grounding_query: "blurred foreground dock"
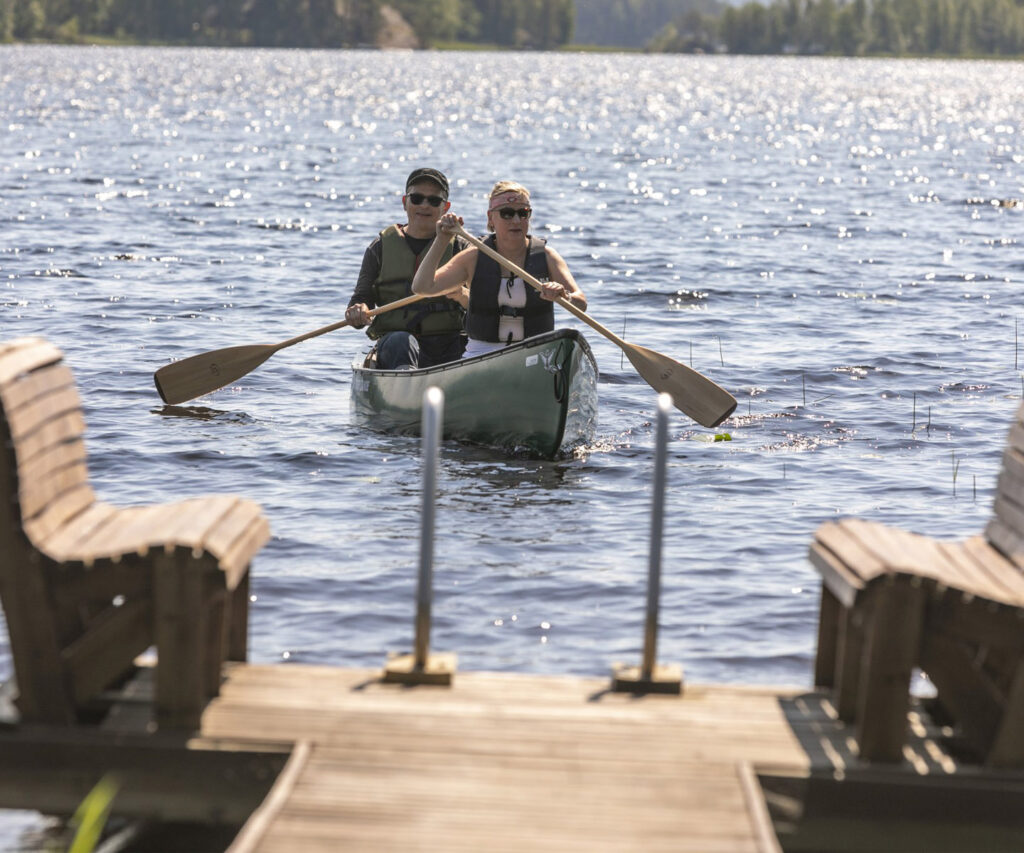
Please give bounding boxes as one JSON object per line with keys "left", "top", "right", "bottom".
{"left": 4, "top": 339, "right": 1024, "bottom": 850}
{"left": 4, "top": 663, "right": 1024, "bottom": 852}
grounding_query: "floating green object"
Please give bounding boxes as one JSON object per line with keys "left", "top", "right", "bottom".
{"left": 690, "top": 432, "right": 732, "bottom": 443}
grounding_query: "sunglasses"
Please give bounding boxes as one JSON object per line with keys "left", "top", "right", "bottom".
{"left": 496, "top": 207, "right": 532, "bottom": 220}
{"left": 407, "top": 193, "right": 445, "bottom": 207}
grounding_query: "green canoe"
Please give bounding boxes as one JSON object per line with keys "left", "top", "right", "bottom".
{"left": 350, "top": 329, "right": 598, "bottom": 458}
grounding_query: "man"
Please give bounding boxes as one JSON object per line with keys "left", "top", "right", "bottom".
{"left": 345, "top": 167, "right": 468, "bottom": 369}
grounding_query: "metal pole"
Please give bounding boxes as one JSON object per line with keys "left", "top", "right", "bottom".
{"left": 642, "top": 393, "right": 671, "bottom": 678}
{"left": 414, "top": 386, "right": 443, "bottom": 669}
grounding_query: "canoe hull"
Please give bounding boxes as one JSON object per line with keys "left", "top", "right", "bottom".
{"left": 350, "top": 330, "right": 598, "bottom": 458}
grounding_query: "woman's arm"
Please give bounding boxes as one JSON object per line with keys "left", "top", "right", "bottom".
{"left": 540, "top": 246, "right": 587, "bottom": 311}
{"left": 412, "top": 215, "right": 477, "bottom": 297}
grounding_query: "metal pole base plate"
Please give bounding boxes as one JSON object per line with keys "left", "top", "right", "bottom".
{"left": 610, "top": 663, "right": 684, "bottom": 695}
{"left": 382, "top": 652, "right": 457, "bottom": 687}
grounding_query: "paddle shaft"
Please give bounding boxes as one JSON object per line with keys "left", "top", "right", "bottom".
{"left": 452, "top": 224, "right": 737, "bottom": 428}
{"left": 454, "top": 225, "right": 616, "bottom": 342}
{"left": 270, "top": 291, "right": 428, "bottom": 354}
{"left": 154, "top": 291, "right": 434, "bottom": 404}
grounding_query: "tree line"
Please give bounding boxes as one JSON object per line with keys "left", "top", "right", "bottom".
{"left": 0, "top": 0, "right": 575, "bottom": 48}
{"left": 573, "top": 0, "right": 724, "bottom": 47}
{"left": 650, "top": 0, "right": 1024, "bottom": 56}
{"left": 5, "top": 0, "right": 1024, "bottom": 56}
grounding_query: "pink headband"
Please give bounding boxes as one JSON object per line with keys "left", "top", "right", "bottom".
{"left": 489, "top": 191, "right": 528, "bottom": 211}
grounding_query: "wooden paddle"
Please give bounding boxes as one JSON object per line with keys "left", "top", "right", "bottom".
{"left": 453, "top": 225, "right": 737, "bottom": 428}
{"left": 154, "top": 292, "right": 429, "bottom": 405}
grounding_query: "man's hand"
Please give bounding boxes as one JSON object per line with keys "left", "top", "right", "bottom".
{"left": 345, "top": 303, "right": 371, "bottom": 327}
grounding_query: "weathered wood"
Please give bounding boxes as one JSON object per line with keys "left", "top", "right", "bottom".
{"left": 19, "top": 457, "right": 90, "bottom": 520}
{"left": 0, "top": 338, "right": 63, "bottom": 386}
{"left": 21, "top": 481, "right": 95, "bottom": 543}
{"left": 854, "top": 581, "right": 926, "bottom": 762}
{"left": 832, "top": 604, "right": 864, "bottom": 722}
{"left": 17, "top": 432, "right": 86, "bottom": 491}
{"left": 0, "top": 723, "right": 291, "bottom": 824}
{"left": 209, "top": 667, "right": 807, "bottom": 853}
{"left": 806, "top": 541, "right": 862, "bottom": 609}
{"left": 12, "top": 409, "right": 87, "bottom": 471}
{"left": 0, "top": 363, "right": 75, "bottom": 412}
{"left": 62, "top": 599, "right": 152, "bottom": 705}
{"left": 988, "top": 661, "right": 1024, "bottom": 766}
{"left": 0, "top": 336, "right": 270, "bottom": 730}
{"left": 154, "top": 548, "right": 212, "bottom": 730}
{"left": 812, "top": 585, "right": 840, "bottom": 688}
{"left": 919, "top": 632, "right": 1003, "bottom": 756}
{"left": 227, "top": 740, "right": 313, "bottom": 853}
{"left": 5, "top": 383, "right": 82, "bottom": 443}
{"left": 227, "top": 572, "right": 251, "bottom": 662}
{"left": 806, "top": 404, "right": 1024, "bottom": 766}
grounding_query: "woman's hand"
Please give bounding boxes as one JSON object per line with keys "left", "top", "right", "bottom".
{"left": 436, "top": 212, "right": 464, "bottom": 238}
{"left": 539, "top": 281, "right": 569, "bottom": 302}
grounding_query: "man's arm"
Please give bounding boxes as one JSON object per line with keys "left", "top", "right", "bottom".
{"left": 346, "top": 240, "right": 383, "bottom": 327}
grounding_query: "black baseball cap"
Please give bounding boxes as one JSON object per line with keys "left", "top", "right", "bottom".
{"left": 405, "top": 167, "right": 449, "bottom": 199}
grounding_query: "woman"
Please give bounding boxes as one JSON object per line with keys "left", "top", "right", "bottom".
{"left": 411, "top": 180, "right": 586, "bottom": 358}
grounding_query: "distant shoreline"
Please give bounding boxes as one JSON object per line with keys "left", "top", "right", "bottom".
{"left": 3, "top": 37, "right": 1020, "bottom": 60}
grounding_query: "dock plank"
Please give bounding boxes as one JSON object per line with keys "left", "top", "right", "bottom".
{"left": 205, "top": 666, "right": 805, "bottom": 852}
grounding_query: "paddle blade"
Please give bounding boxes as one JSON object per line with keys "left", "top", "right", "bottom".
{"left": 623, "top": 343, "right": 736, "bottom": 428}
{"left": 154, "top": 344, "right": 277, "bottom": 404}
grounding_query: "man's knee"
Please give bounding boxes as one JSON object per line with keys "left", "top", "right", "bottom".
{"left": 376, "top": 332, "right": 419, "bottom": 369}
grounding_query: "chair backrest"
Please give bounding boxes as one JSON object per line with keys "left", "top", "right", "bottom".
{"left": 985, "top": 402, "right": 1024, "bottom": 568}
{"left": 0, "top": 338, "right": 94, "bottom": 554}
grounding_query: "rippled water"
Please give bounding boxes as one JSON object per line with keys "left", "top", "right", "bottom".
{"left": 1, "top": 44, "right": 1023, "bottom": 844}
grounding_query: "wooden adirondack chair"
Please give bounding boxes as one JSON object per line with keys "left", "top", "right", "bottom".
{"left": 0, "top": 337, "right": 270, "bottom": 730}
{"left": 809, "top": 403, "right": 1024, "bottom": 765}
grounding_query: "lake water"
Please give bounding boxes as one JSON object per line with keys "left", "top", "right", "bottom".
{"left": 1, "top": 45, "right": 1022, "bottom": 847}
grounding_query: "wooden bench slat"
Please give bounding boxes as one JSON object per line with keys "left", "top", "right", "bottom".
{"left": 217, "top": 514, "right": 272, "bottom": 587}
{"left": 1, "top": 364, "right": 76, "bottom": 412}
{"left": 985, "top": 517, "right": 1024, "bottom": 570}
{"left": 1007, "top": 421, "right": 1024, "bottom": 456}
{"left": 19, "top": 458, "right": 91, "bottom": 520}
{"left": 18, "top": 436, "right": 87, "bottom": 490}
{"left": 995, "top": 454, "right": 1024, "bottom": 508}
{"left": 39, "top": 502, "right": 120, "bottom": 561}
{"left": 812, "top": 520, "right": 886, "bottom": 585}
{"left": 201, "top": 498, "right": 257, "bottom": 555}
{"left": 1000, "top": 446, "right": 1024, "bottom": 484}
{"left": 21, "top": 482, "right": 96, "bottom": 543}
{"left": 952, "top": 538, "right": 1024, "bottom": 606}
{"left": 807, "top": 542, "right": 863, "bottom": 609}
{"left": 848, "top": 520, "right": 946, "bottom": 582}
{"left": 0, "top": 339, "right": 63, "bottom": 387}
{"left": 14, "top": 409, "right": 87, "bottom": 464}
{"left": 156, "top": 495, "right": 241, "bottom": 552}
{"left": 74, "top": 503, "right": 184, "bottom": 562}
{"left": 5, "top": 384, "right": 83, "bottom": 442}
{"left": 992, "top": 494, "right": 1024, "bottom": 546}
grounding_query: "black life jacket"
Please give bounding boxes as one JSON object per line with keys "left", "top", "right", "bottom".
{"left": 466, "top": 234, "right": 553, "bottom": 344}
{"left": 368, "top": 225, "right": 464, "bottom": 340}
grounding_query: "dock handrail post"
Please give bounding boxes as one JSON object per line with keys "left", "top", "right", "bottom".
{"left": 611, "top": 393, "right": 683, "bottom": 695}
{"left": 382, "top": 386, "right": 457, "bottom": 686}
{"left": 641, "top": 391, "right": 669, "bottom": 679}
{"left": 413, "top": 386, "right": 442, "bottom": 668}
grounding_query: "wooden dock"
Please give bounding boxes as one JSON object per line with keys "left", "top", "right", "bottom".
{"left": 6, "top": 662, "right": 1023, "bottom": 852}
{"left": 4, "top": 336, "right": 1024, "bottom": 850}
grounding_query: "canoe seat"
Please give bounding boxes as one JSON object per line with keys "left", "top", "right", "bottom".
{"left": 809, "top": 403, "right": 1024, "bottom": 765}
{"left": 0, "top": 337, "right": 270, "bottom": 730}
